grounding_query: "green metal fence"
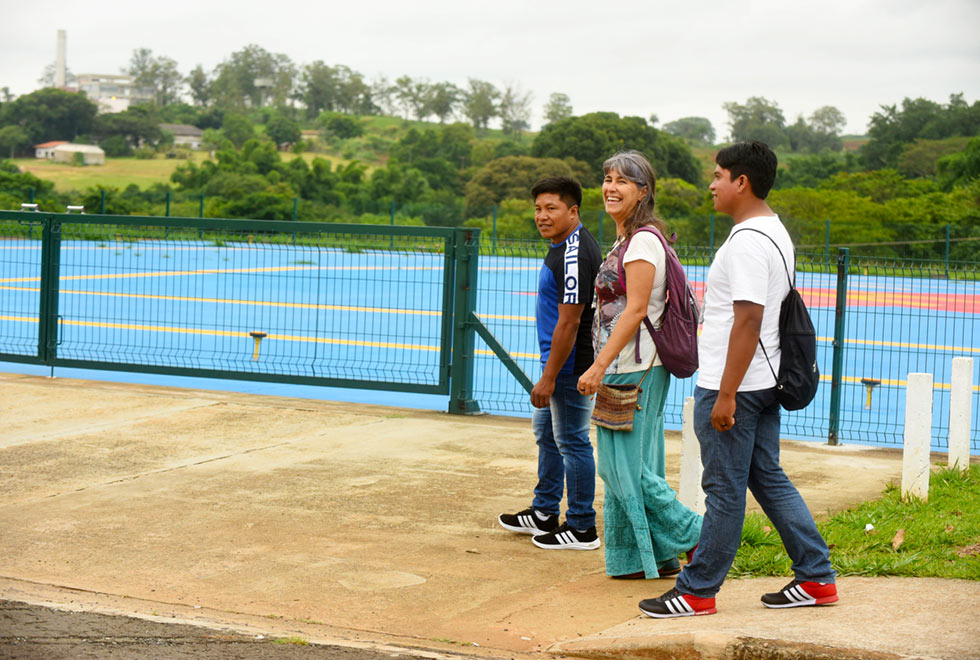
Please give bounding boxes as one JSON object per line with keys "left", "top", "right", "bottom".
{"left": 0, "top": 210, "right": 481, "bottom": 411}
{"left": 1, "top": 208, "right": 978, "bottom": 452}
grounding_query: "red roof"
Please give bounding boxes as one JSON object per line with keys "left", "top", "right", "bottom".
{"left": 34, "top": 141, "right": 69, "bottom": 148}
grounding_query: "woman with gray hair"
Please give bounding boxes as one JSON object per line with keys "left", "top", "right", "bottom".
{"left": 577, "top": 150, "right": 702, "bottom": 579}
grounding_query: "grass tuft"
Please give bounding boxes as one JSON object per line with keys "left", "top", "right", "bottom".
{"left": 730, "top": 464, "right": 980, "bottom": 580}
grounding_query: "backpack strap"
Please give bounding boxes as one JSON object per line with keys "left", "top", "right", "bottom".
{"left": 615, "top": 226, "right": 674, "bottom": 364}
{"left": 731, "top": 227, "right": 795, "bottom": 289}
{"left": 730, "top": 227, "right": 797, "bottom": 383}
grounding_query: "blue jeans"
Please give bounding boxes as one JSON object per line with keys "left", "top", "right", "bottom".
{"left": 676, "top": 386, "right": 835, "bottom": 598}
{"left": 532, "top": 372, "right": 596, "bottom": 529}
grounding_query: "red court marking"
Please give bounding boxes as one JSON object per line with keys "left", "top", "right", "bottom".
{"left": 517, "top": 282, "right": 979, "bottom": 314}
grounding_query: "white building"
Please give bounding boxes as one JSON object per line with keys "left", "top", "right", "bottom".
{"left": 52, "top": 143, "right": 106, "bottom": 165}
{"left": 35, "top": 141, "right": 69, "bottom": 159}
{"left": 77, "top": 73, "right": 155, "bottom": 113}
{"left": 160, "top": 123, "right": 204, "bottom": 149}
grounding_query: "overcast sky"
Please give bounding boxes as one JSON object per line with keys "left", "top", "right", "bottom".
{"left": 2, "top": 0, "right": 979, "bottom": 138}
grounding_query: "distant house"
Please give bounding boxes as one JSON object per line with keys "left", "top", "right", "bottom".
{"left": 160, "top": 123, "right": 204, "bottom": 150}
{"left": 52, "top": 143, "right": 106, "bottom": 165}
{"left": 35, "top": 141, "right": 69, "bottom": 159}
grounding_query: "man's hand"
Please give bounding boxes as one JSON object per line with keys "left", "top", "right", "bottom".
{"left": 531, "top": 376, "right": 556, "bottom": 409}
{"left": 711, "top": 393, "right": 736, "bottom": 432}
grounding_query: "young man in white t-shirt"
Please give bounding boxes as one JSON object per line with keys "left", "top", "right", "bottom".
{"left": 640, "top": 141, "right": 837, "bottom": 618}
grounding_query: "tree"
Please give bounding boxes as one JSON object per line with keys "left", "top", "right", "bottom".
{"left": 462, "top": 79, "right": 500, "bottom": 130}
{"left": 862, "top": 94, "right": 980, "bottom": 169}
{"left": 319, "top": 113, "right": 363, "bottom": 139}
{"left": 37, "top": 62, "right": 76, "bottom": 87}
{"left": 370, "top": 75, "right": 398, "bottom": 116}
{"left": 543, "top": 93, "right": 572, "bottom": 125}
{"left": 0, "top": 125, "right": 30, "bottom": 158}
{"left": 809, "top": 106, "right": 846, "bottom": 136}
{"left": 211, "top": 45, "right": 295, "bottom": 109}
{"left": 266, "top": 114, "right": 301, "bottom": 149}
{"left": 221, "top": 113, "right": 255, "bottom": 148}
{"left": 394, "top": 76, "right": 431, "bottom": 121}
{"left": 532, "top": 112, "right": 701, "bottom": 185}
{"left": 464, "top": 155, "right": 575, "bottom": 210}
{"left": 186, "top": 65, "right": 212, "bottom": 106}
{"left": 662, "top": 116, "right": 716, "bottom": 145}
{"left": 723, "top": 96, "right": 788, "bottom": 147}
{"left": 499, "top": 83, "right": 533, "bottom": 136}
{"left": 125, "top": 48, "right": 183, "bottom": 106}
{"left": 92, "top": 105, "right": 165, "bottom": 148}
{"left": 0, "top": 87, "right": 97, "bottom": 144}
{"left": 428, "top": 82, "right": 460, "bottom": 123}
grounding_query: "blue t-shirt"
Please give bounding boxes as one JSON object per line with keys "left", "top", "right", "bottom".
{"left": 536, "top": 224, "right": 602, "bottom": 376}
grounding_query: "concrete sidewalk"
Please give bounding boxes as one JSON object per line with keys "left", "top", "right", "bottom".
{"left": 1, "top": 372, "right": 977, "bottom": 660}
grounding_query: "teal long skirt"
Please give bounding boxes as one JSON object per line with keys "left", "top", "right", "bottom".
{"left": 596, "top": 367, "right": 703, "bottom": 578}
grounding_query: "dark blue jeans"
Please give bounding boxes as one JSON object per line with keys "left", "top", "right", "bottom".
{"left": 532, "top": 372, "right": 596, "bottom": 529}
{"left": 676, "top": 386, "right": 835, "bottom": 598}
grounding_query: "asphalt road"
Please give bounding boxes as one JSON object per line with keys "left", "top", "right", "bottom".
{"left": 0, "top": 601, "right": 443, "bottom": 660}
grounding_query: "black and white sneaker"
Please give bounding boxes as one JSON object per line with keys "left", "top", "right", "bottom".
{"left": 761, "top": 579, "right": 838, "bottom": 608}
{"left": 531, "top": 522, "right": 600, "bottom": 550}
{"left": 498, "top": 507, "right": 558, "bottom": 535}
{"left": 639, "top": 587, "right": 716, "bottom": 618}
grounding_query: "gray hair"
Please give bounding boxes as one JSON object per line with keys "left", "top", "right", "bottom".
{"left": 601, "top": 150, "right": 665, "bottom": 237}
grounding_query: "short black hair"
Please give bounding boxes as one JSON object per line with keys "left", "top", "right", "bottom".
{"left": 715, "top": 140, "right": 778, "bottom": 199}
{"left": 531, "top": 176, "right": 582, "bottom": 209}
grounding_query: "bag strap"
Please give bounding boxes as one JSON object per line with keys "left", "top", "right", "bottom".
{"left": 731, "top": 227, "right": 796, "bottom": 289}
{"left": 616, "top": 226, "right": 674, "bottom": 363}
{"left": 730, "top": 227, "right": 797, "bottom": 384}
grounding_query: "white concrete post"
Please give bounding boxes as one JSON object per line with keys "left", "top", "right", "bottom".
{"left": 902, "top": 373, "right": 933, "bottom": 501}
{"left": 679, "top": 396, "right": 705, "bottom": 514}
{"left": 949, "top": 357, "right": 974, "bottom": 471}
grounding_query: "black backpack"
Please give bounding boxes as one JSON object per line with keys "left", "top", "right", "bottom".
{"left": 734, "top": 228, "right": 819, "bottom": 411}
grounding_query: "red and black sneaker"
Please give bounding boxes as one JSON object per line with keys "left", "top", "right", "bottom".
{"left": 761, "top": 579, "right": 838, "bottom": 608}
{"left": 639, "top": 587, "right": 716, "bottom": 618}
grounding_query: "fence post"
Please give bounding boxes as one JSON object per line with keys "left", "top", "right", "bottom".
{"left": 292, "top": 197, "right": 298, "bottom": 222}
{"left": 828, "top": 247, "right": 849, "bottom": 445}
{"left": 100, "top": 189, "right": 106, "bottom": 214}
{"left": 679, "top": 396, "right": 705, "bottom": 514}
{"left": 709, "top": 213, "right": 715, "bottom": 252}
{"left": 38, "top": 215, "right": 62, "bottom": 365}
{"left": 598, "top": 210, "right": 604, "bottom": 253}
{"left": 491, "top": 205, "right": 498, "bottom": 256}
{"left": 389, "top": 201, "right": 396, "bottom": 249}
{"left": 448, "top": 228, "right": 482, "bottom": 415}
{"left": 945, "top": 224, "right": 951, "bottom": 278}
{"left": 165, "top": 190, "right": 171, "bottom": 217}
{"left": 949, "top": 357, "right": 974, "bottom": 470}
{"left": 824, "top": 219, "right": 830, "bottom": 262}
{"left": 198, "top": 194, "right": 204, "bottom": 218}
{"left": 902, "top": 373, "right": 933, "bottom": 501}
{"left": 29, "top": 186, "right": 35, "bottom": 203}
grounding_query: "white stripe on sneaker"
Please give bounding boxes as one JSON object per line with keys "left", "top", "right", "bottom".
{"left": 788, "top": 585, "right": 813, "bottom": 603}
{"left": 666, "top": 596, "right": 693, "bottom": 615}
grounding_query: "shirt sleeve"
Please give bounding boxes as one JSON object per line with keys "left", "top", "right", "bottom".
{"left": 726, "top": 232, "right": 771, "bottom": 306}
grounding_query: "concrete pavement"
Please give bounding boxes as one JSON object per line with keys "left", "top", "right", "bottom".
{"left": 1, "top": 371, "right": 977, "bottom": 660}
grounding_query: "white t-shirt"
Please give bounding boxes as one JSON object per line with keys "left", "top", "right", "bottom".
{"left": 609, "top": 231, "right": 667, "bottom": 373}
{"left": 697, "top": 215, "right": 794, "bottom": 391}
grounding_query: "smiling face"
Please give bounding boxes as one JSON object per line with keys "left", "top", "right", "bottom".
{"left": 602, "top": 169, "right": 647, "bottom": 222}
{"left": 709, "top": 164, "right": 741, "bottom": 215}
{"left": 534, "top": 192, "right": 580, "bottom": 244}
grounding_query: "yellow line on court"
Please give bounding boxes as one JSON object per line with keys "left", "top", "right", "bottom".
{"left": 0, "top": 284, "right": 531, "bottom": 321}
{"left": 2, "top": 313, "right": 974, "bottom": 388}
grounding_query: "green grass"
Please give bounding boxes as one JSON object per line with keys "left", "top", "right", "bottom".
{"left": 731, "top": 464, "right": 980, "bottom": 580}
{"left": 272, "top": 636, "right": 309, "bottom": 646}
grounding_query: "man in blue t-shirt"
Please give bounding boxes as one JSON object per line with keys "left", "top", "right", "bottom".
{"left": 498, "top": 176, "right": 603, "bottom": 550}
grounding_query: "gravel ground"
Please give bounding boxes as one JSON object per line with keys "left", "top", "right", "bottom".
{"left": 0, "top": 601, "right": 436, "bottom": 660}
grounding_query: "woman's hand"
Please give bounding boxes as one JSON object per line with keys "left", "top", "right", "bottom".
{"left": 577, "top": 363, "right": 605, "bottom": 397}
